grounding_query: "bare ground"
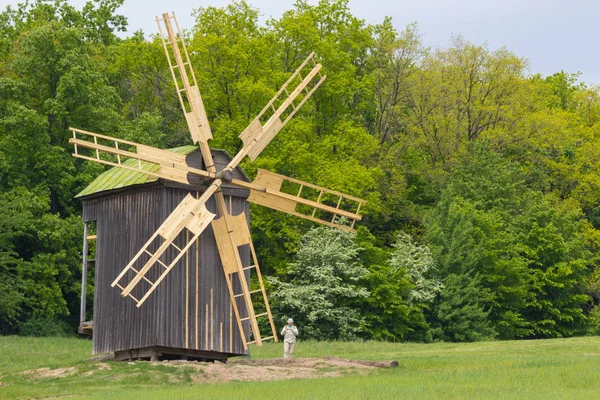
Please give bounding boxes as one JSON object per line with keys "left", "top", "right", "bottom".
{"left": 166, "top": 357, "right": 380, "bottom": 383}
{"left": 20, "top": 357, "right": 394, "bottom": 383}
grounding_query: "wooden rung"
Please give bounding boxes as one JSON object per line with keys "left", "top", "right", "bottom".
{"left": 239, "top": 312, "right": 267, "bottom": 322}
{"left": 144, "top": 249, "right": 169, "bottom": 269}
{"left": 171, "top": 62, "right": 188, "bottom": 70}
{"left": 127, "top": 293, "right": 140, "bottom": 303}
{"left": 114, "top": 282, "right": 141, "bottom": 302}
{"left": 129, "top": 267, "right": 155, "bottom": 286}
{"left": 242, "top": 265, "right": 256, "bottom": 271}
{"left": 171, "top": 243, "right": 182, "bottom": 252}
{"left": 247, "top": 335, "right": 275, "bottom": 345}
{"left": 86, "top": 235, "right": 97, "bottom": 240}
{"left": 233, "top": 289, "right": 262, "bottom": 298}
{"left": 331, "top": 196, "right": 344, "bottom": 222}
{"left": 311, "top": 191, "right": 324, "bottom": 217}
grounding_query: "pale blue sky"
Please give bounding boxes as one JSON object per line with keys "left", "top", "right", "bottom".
{"left": 2, "top": 0, "right": 598, "bottom": 85}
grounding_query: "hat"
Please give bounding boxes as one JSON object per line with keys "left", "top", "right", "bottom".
{"left": 287, "top": 318, "right": 294, "bottom": 323}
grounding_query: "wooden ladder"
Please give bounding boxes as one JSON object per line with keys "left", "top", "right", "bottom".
{"left": 238, "top": 52, "right": 327, "bottom": 162}
{"left": 247, "top": 169, "right": 366, "bottom": 232}
{"left": 211, "top": 211, "right": 278, "bottom": 349}
{"left": 230, "top": 243, "right": 277, "bottom": 347}
{"left": 156, "top": 12, "right": 212, "bottom": 145}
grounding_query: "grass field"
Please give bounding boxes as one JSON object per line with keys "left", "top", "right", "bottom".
{"left": 1, "top": 336, "right": 599, "bottom": 399}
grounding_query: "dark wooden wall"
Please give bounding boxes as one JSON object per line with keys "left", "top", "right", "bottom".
{"left": 83, "top": 178, "right": 252, "bottom": 356}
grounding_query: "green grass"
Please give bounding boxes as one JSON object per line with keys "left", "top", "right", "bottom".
{"left": 1, "top": 336, "right": 600, "bottom": 399}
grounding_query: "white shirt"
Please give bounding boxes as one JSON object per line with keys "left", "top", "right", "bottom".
{"left": 280, "top": 325, "right": 298, "bottom": 343}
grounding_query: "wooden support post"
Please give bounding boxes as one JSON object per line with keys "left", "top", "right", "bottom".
{"left": 220, "top": 322, "right": 223, "bottom": 352}
{"left": 195, "top": 193, "right": 199, "bottom": 350}
{"left": 185, "top": 230, "right": 189, "bottom": 348}
{"left": 210, "top": 288, "right": 214, "bottom": 350}
{"left": 80, "top": 222, "right": 89, "bottom": 325}
{"left": 205, "top": 304, "right": 208, "bottom": 349}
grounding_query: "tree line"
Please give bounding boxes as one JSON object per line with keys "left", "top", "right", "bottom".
{"left": 1, "top": 0, "right": 599, "bottom": 341}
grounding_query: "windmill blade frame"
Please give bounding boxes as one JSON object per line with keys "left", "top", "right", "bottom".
{"left": 231, "top": 52, "right": 326, "bottom": 166}
{"left": 69, "top": 128, "right": 215, "bottom": 185}
{"left": 233, "top": 169, "right": 365, "bottom": 232}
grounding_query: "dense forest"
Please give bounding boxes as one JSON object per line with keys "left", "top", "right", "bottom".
{"left": 1, "top": 0, "right": 600, "bottom": 342}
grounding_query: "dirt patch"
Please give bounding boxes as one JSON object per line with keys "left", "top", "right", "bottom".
{"left": 0, "top": 381, "right": 6, "bottom": 386}
{"left": 87, "top": 354, "right": 113, "bottom": 362}
{"left": 19, "top": 357, "right": 394, "bottom": 384}
{"left": 156, "top": 357, "right": 386, "bottom": 383}
{"left": 82, "top": 362, "right": 112, "bottom": 377}
{"left": 22, "top": 367, "right": 77, "bottom": 379}
{"left": 24, "top": 362, "right": 113, "bottom": 379}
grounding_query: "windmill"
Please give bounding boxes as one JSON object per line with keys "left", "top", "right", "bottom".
{"left": 70, "top": 12, "right": 365, "bottom": 354}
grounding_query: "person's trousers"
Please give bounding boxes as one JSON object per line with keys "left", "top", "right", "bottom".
{"left": 284, "top": 341, "right": 295, "bottom": 359}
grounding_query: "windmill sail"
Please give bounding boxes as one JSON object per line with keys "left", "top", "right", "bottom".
{"left": 157, "top": 12, "right": 212, "bottom": 145}
{"left": 233, "top": 53, "right": 326, "bottom": 165}
{"left": 234, "top": 169, "right": 365, "bottom": 232}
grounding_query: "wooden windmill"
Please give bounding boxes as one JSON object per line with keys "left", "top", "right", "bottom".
{"left": 70, "top": 12, "right": 365, "bottom": 357}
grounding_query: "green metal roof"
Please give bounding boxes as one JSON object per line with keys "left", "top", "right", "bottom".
{"left": 76, "top": 145, "right": 198, "bottom": 198}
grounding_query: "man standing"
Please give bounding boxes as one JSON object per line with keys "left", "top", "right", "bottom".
{"left": 281, "top": 318, "right": 298, "bottom": 359}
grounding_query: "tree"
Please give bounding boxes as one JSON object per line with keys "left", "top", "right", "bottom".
{"left": 431, "top": 273, "right": 497, "bottom": 342}
{"left": 390, "top": 231, "right": 442, "bottom": 305}
{"left": 427, "top": 144, "right": 593, "bottom": 339}
{"left": 270, "top": 226, "right": 369, "bottom": 340}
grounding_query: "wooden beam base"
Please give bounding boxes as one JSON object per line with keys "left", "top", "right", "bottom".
{"left": 114, "top": 346, "right": 230, "bottom": 363}
{"left": 78, "top": 321, "right": 93, "bottom": 336}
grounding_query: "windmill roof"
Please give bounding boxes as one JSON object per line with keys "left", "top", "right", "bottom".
{"left": 75, "top": 145, "right": 238, "bottom": 198}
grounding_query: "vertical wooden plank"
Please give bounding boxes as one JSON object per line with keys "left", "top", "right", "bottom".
{"left": 205, "top": 304, "right": 208, "bottom": 349}
{"left": 210, "top": 288, "right": 214, "bottom": 350}
{"left": 220, "top": 322, "right": 223, "bottom": 352}
{"left": 229, "top": 301, "right": 233, "bottom": 352}
{"left": 80, "top": 223, "right": 89, "bottom": 324}
{"left": 185, "top": 230, "right": 189, "bottom": 348}
{"left": 195, "top": 193, "right": 199, "bottom": 350}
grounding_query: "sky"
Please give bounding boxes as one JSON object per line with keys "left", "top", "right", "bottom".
{"left": 1, "top": 0, "right": 598, "bottom": 85}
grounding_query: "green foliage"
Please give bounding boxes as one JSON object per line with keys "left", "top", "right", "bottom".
{"left": 390, "top": 232, "right": 442, "bottom": 305}
{"left": 430, "top": 274, "right": 497, "bottom": 342}
{"left": 19, "top": 316, "right": 73, "bottom": 337}
{"left": 427, "top": 144, "right": 593, "bottom": 340}
{"left": 586, "top": 306, "right": 600, "bottom": 336}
